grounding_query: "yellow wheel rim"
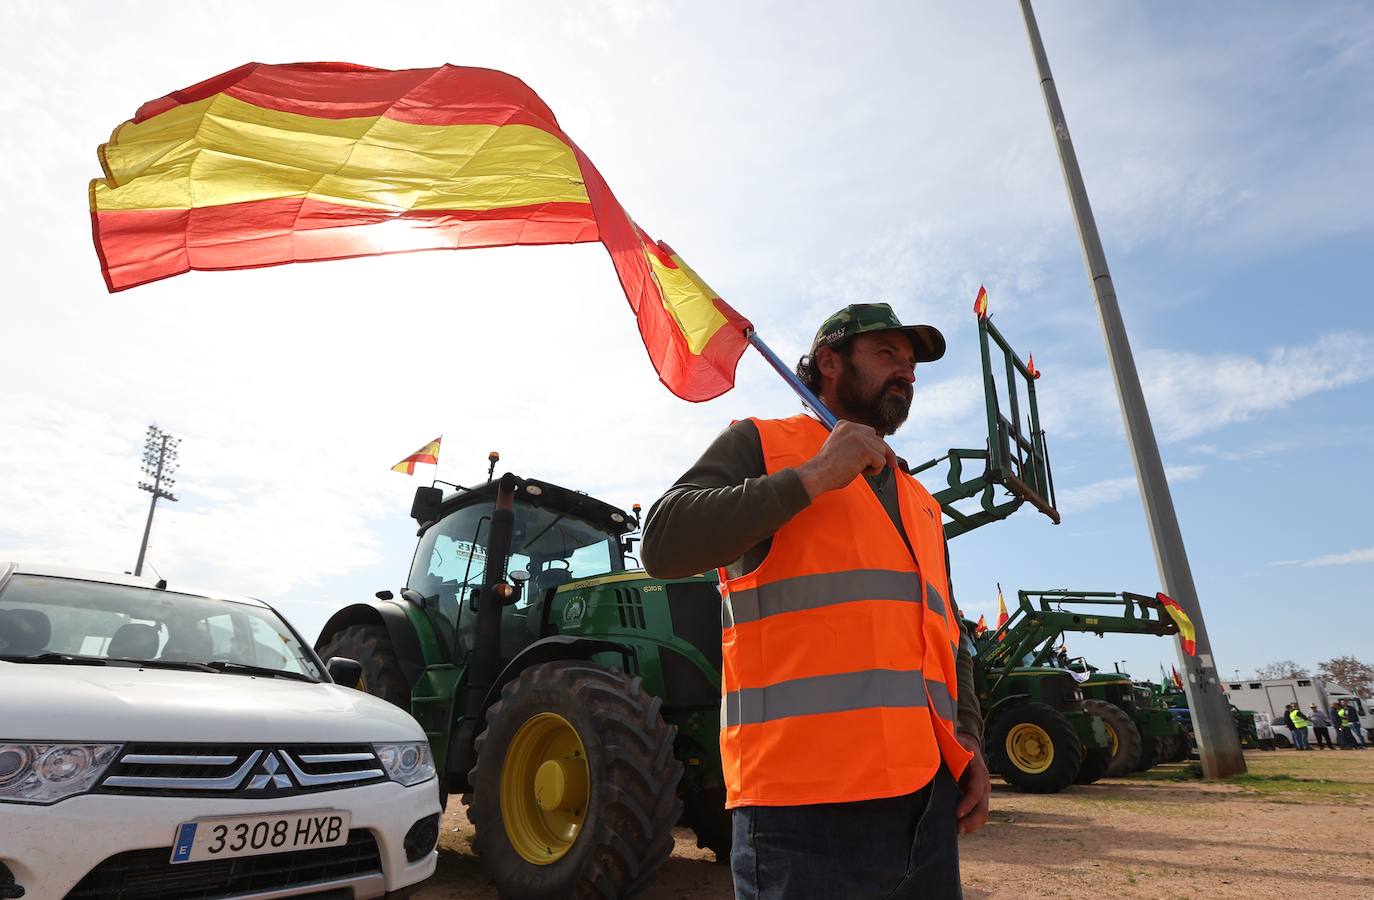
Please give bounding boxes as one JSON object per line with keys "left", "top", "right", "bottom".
{"left": 1105, "top": 723, "right": 1119, "bottom": 757}
{"left": 1006, "top": 723, "right": 1054, "bottom": 774}
{"left": 500, "top": 712, "right": 589, "bottom": 865}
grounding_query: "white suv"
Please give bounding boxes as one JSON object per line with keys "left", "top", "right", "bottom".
{"left": 0, "top": 563, "right": 439, "bottom": 900}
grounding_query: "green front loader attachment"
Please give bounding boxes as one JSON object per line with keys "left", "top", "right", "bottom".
{"left": 976, "top": 589, "right": 1187, "bottom": 775}
{"left": 912, "top": 315, "right": 1060, "bottom": 539}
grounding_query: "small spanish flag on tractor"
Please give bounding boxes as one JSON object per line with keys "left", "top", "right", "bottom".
{"left": 88, "top": 63, "right": 752, "bottom": 402}
{"left": 973, "top": 285, "right": 989, "bottom": 319}
{"left": 392, "top": 437, "right": 441, "bottom": 475}
{"left": 1157, "top": 592, "right": 1197, "bottom": 656}
{"left": 995, "top": 583, "right": 1010, "bottom": 641}
{"left": 975, "top": 614, "right": 988, "bottom": 636}
{"left": 1026, "top": 353, "right": 1041, "bottom": 380}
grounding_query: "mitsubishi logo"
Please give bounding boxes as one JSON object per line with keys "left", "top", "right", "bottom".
{"left": 246, "top": 751, "right": 295, "bottom": 790}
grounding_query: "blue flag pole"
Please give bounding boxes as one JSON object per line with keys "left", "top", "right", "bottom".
{"left": 745, "top": 329, "right": 838, "bottom": 430}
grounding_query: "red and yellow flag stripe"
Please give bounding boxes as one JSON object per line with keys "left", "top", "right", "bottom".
{"left": 90, "top": 63, "right": 751, "bottom": 402}
{"left": 392, "top": 436, "right": 441, "bottom": 475}
{"left": 1157, "top": 593, "right": 1197, "bottom": 656}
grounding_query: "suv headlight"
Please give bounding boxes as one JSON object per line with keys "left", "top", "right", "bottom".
{"left": 374, "top": 742, "right": 435, "bottom": 787}
{"left": 0, "top": 742, "right": 121, "bottom": 804}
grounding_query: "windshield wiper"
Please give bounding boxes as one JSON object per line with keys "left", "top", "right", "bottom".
{"left": 0, "top": 652, "right": 107, "bottom": 666}
{"left": 116, "top": 658, "right": 217, "bottom": 672}
{"left": 204, "top": 660, "right": 317, "bottom": 682}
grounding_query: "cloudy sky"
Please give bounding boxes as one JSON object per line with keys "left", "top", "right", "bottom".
{"left": 3, "top": 1, "right": 1371, "bottom": 682}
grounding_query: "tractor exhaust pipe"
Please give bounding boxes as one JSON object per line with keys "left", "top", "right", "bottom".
{"left": 449, "top": 471, "right": 519, "bottom": 779}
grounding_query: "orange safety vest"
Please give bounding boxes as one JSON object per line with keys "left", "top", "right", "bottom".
{"left": 717, "top": 415, "right": 972, "bottom": 808}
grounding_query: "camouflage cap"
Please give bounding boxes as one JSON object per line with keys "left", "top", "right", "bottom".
{"left": 809, "top": 303, "right": 945, "bottom": 362}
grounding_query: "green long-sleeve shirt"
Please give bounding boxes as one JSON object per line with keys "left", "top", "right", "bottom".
{"left": 641, "top": 419, "right": 984, "bottom": 747}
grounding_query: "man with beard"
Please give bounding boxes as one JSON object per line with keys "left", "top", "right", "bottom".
{"left": 642, "top": 304, "right": 989, "bottom": 900}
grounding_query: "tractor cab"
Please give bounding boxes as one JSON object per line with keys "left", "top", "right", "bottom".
{"left": 406, "top": 477, "right": 635, "bottom": 662}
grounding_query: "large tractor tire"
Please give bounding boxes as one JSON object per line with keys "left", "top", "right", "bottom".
{"left": 317, "top": 623, "right": 410, "bottom": 708}
{"left": 988, "top": 701, "right": 1083, "bottom": 794}
{"left": 1082, "top": 699, "right": 1142, "bottom": 777}
{"left": 467, "top": 661, "right": 683, "bottom": 899}
{"left": 1075, "top": 747, "right": 1111, "bottom": 785}
{"left": 681, "top": 788, "right": 732, "bottom": 865}
{"left": 1167, "top": 734, "right": 1191, "bottom": 763}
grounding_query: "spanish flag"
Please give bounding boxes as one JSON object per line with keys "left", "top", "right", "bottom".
{"left": 1158, "top": 593, "right": 1197, "bottom": 656}
{"left": 975, "top": 614, "right": 988, "bottom": 636}
{"left": 392, "top": 437, "right": 441, "bottom": 475}
{"left": 995, "top": 582, "right": 1010, "bottom": 641}
{"left": 1026, "top": 353, "right": 1041, "bottom": 380}
{"left": 973, "top": 285, "right": 989, "bottom": 319}
{"left": 90, "top": 63, "right": 752, "bottom": 402}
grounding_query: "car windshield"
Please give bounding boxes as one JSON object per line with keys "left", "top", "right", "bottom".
{"left": 0, "top": 574, "right": 321, "bottom": 680}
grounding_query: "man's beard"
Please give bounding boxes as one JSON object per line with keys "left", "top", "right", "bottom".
{"left": 836, "top": 358, "right": 912, "bottom": 436}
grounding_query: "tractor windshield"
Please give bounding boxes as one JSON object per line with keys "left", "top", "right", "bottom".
{"left": 407, "top": 499, "right": 624, "bottom": 656}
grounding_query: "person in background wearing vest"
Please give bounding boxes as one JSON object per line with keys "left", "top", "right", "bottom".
{"left": 642, "top": 304, "right": 990, "bottom": 900}
{"left": 1306, "top": 704, "right": 1333, "bottom": 749}
{"left": 1287, "top": 704, "right": 1312, "bottom": 750}
{"left": 1335, "top": 701, "right": 1366, "bottom": 749}
{"left": 1333, "top": 701, "right": 1355, "bottom": 748}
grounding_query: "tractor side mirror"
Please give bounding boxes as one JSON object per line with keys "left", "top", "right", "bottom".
{"left": 509, "top": 569, "right": 531, "bottom": 584}
{"left": 411, "top": 486, "right": 443, "bottom": 523}
{"left": 325, "top": 657, "right": 364, "bottom": 687}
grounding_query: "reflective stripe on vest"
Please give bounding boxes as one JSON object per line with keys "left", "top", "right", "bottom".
{"left": 722, "top": 569, "right": 951, "bottom": 624}
{"left": 716, "top": 415, "right": 972, "bottom": 808}
{"left": 721, "top": 668, "right": 959, "bottom": 728}
{"left": 721, "top": 571, "right": 961, "bottom": 674}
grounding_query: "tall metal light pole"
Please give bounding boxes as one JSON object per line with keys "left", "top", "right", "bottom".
{"left": 135, "top": 425, "right": 180, "bottom": 577}
{"left": 1018, "top": 0, "right": 1245, "bottom": 777}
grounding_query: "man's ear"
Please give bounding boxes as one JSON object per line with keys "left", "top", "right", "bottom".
{"left": 815, "top": 344, "right": 842, "bottom": 382}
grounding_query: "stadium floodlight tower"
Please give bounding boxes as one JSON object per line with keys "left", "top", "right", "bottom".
{"left": 135, "top": 424, "right": 180, "bottom": 577}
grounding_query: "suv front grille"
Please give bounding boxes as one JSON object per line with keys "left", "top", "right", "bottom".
{"left": 97, "top": 743, "right": 386, "bottom": 799}
{"left": 65, "top": 828, "right": 379, "bottom": 900}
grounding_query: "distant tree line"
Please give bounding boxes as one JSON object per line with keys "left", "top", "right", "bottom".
{"left": 1248, "top": 656, "right": 1374, "bottom": 697}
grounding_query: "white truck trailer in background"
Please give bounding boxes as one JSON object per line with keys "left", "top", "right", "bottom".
{"left": 1223, "top": 677, "right": 1372, "bottom": 746}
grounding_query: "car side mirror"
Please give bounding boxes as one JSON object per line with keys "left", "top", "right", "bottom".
{"left": 411, "top": 486, "right": 443, "bottom": 524}
{"left": 326, "top": 657, "right": 364, "bottom": 687}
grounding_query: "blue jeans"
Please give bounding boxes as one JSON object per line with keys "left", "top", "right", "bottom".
{"left": 1292, "top": 727, "right": 1309, "bottom": 749}
{"left": 731, "top": 766, "right": 962, "bottom": 900}
{"left": 1351, "top": 724, "right": 1367, "bottom": 748}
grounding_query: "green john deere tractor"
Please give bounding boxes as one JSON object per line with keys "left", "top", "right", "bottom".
{"left": 1156, "top": 683, "right": 1261, "bottom": 752}
{"left": 969, "top": 589, "right": 1192, "bottom": 789}
{"left": 966, "top": 617, "right": 1111, "bottom": 793}
{"left": 315, "top": 313, "right": 1058, "bottom": 898}
{"left": 1072, "top": 670, "right": 1189, "bottom": 774}
{"left": 989, "top": 589, "right": 1187, "bottom": 777}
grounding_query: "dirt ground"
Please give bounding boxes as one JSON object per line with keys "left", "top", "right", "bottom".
{"left": 417, "top": 749, "right": 1374, "bottom": 899}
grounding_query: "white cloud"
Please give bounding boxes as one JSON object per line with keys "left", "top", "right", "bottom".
{"left": 1303, "top": 547, "right": 1374, "bottom": 568}
{"left": 1140, "top": 333, "right": 1374, "bottom": 441}
{"left": 1035, "top": 333, "right": 1374, "bottom": 443}
{"left": 1055, "top": 465, "right": 1205, "bottom": 514}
